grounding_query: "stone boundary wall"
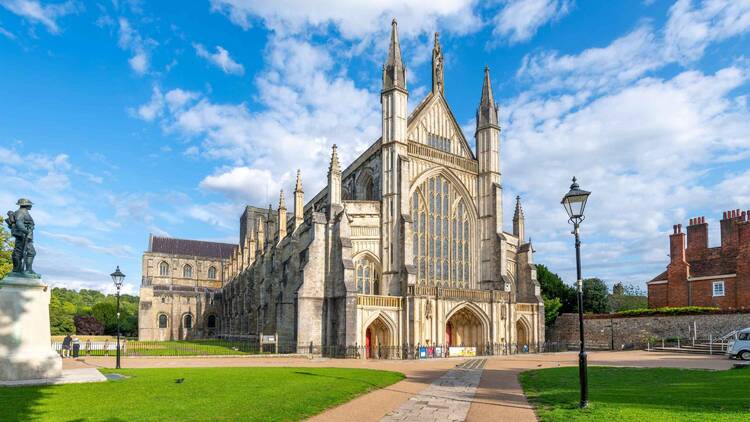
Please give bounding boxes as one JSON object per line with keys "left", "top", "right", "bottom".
{"left": 547, "top": 312, "right": 750, "bottom": 349}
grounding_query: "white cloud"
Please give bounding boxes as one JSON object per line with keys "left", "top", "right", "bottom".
{"left": 117, "top": 17, "right": 155, "bottom": 74}
{"left": 0, "top": 25, "right": 16, "bottom": 39}
{"left": 492, "top": 0, "right": 571, "bottom": 44}
{"left": 41, "top": 231, "right": 134, "bottom": 257}
{"left": 0, "top": 0, "right": 79, "bottom": 34}
{"left": 194, "top": 43, "right": 245, "bottom": 75}
{"left": 138, "top": 35, "right": 380, "bottom": 202}
{"left": 665, "top": 0, "right": 750, "bottom": 62}
{"left": 209, "top": 0, "right": 480, "bottom": 39}
{"left": 503, "top": 65, "right": 750, "bottom": 284}
{"left": 518, "top": 25, "right": 662, "bottom": 93}
{"left": 200, "top": 167, "right": 285, "bottom": 204}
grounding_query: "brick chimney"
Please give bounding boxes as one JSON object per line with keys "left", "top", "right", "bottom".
{"left": 721, "top": 209, "right": 746, "bottom": 249}
{"left": 737, "top": 217, "right": 750, "bottom": 308}
{"left": 667, "top": 223, "right": 689, "bottom": 307}
{"left": 670, "top": 224, "right": 686, "bottom": 263}
{"left": 686, "top": 216, "right": 708, "bottom": 260}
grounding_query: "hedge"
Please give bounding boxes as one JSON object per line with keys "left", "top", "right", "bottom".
{"left": 585, "top": 306, "right": 728, "bottom": 319}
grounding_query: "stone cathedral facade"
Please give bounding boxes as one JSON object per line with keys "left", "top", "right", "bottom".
{"left": 216, "top": 21, "right": 544, "bottom": 356}
{"left": 140, "top": 21, "right": 545, "bottom": 355}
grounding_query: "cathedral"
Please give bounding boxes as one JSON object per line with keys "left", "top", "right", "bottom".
{"left": 139, "top": 20, "right": 545, "bottom": 357}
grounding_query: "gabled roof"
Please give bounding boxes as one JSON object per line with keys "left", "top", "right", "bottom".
{"left": 149, "top": 235, "right": 236, "bottom": 259}
{"left": 647, "top": 270, "right": 668, "bottom": 284}
{"left": 406, "top": 92, "right": 477, "bottom": 160}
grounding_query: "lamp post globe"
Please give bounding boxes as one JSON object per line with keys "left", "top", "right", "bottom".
{"left": 561, "top": 177, "right": 591, "bottom": 408}
{"left": 110, "top": 266, "right": 125, "bottom": 369}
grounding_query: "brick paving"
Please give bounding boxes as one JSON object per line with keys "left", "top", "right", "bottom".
{"left": 381, "top": 359, "right": 486, "bottom": 422}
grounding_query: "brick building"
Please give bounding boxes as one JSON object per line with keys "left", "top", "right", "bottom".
{"left": 647, "top": 209, "right": 750, "bottom": 310}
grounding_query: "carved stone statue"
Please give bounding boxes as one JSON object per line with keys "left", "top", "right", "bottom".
{"left": 6, "top": 198, "right": 38, "bottom": 277}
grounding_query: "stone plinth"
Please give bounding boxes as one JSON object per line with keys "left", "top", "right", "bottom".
{"left": 0, "top": 274, "right": 62, "bottom": 383}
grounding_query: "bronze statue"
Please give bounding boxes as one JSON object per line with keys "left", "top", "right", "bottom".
{"left": 6, "top": 198, "right": 38, "bottom": 277}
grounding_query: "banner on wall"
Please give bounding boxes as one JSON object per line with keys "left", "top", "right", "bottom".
{"left": 448, "top": 347, "right": 476, "bottom": 357}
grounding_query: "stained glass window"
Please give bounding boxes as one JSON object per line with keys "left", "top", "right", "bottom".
{"left": 411, "top": 175, "right": 473, "bottom": 287}
{"left": 355, "top": 256, "right": 380, "bottom": 295}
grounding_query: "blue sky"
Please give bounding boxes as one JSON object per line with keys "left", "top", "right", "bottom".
{"left": 1, "top": 0, "right": 749, "bottom": 295}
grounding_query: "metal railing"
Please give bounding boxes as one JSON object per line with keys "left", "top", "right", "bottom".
{"left": 50, "top": 339, "right": 555, "bottom": 359}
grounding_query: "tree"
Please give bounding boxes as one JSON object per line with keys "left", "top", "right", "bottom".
{"left": 543, "top": 297, "right": 562, "bottom": 327}
{"left": 0, "top": 215, "right": 13, "bottom": 279}
{"left": 49, "top": 294, "right": 76, "bottom": 335}
{"left": 536, "top": 264, "right": 577, "bottom": 326}
{"left": 609, "top": 282, "right": 648, "bottom": 312}
{"left": 583, "top": 278, "right": 610, "bottom": 314}
{"left": 74, "top": 315, "right": 104, "bottom": 335}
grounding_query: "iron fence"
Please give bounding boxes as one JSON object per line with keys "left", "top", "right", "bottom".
{"left": 50, "top": 339, "right": 562, "bottom": 359}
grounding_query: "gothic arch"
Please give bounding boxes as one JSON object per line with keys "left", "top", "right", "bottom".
{"left": 363, "top": 311, "right": 398, "bottom": 358}
{"left": 355, "top": 168, "right": 377, "bottom": 200}
{"left": 445, "top": 301, "right": 491, "bottom": 330}
{"left": 445, "top": 301, "right": 490, "bottom": 347}
{"left": 516, "top": 315, "right": 532, "bottom": 347}
{"left": 409, "top": 166, "right": 477, "bottom": 221}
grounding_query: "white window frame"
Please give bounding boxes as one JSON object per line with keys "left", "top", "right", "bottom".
{"left": 712, "top": 280, "right": 725, "bottom": 297}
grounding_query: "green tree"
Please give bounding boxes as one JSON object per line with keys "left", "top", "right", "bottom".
{"left": 0, "top": 215, "right": 13, "bottom": 279}
{"left": 609, "top": 282, "right": 648, "bottom": 312}
{"left": 543, "top": 297, "right": 562, "bottom": 327}
{"left": 536, "top": 264, "right": 576, "bottom": 312}
{"left": 583, "top": 277, "right": 610, "bottom": 314}
{"left": 49, "top": 294, "right": 76, "bottom": 335}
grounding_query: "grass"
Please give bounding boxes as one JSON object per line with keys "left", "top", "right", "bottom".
{"left": 60, "top": 340, "right": 269, "bottom": 356}
{"left": 520, "top": 366, "right": 750, "bottom": 422}
{"left": 0, "top": 367, "right": 404, "bottom": 422}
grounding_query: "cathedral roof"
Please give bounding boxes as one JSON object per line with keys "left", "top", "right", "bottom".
{"left": 149, "top": 235, "right": 236, "bottom": 259}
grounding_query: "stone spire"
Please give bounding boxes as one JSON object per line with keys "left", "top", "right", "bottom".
{"left": 256, "top": 218, "right": 265, "bottom": 255}
{"left": 266, "top": 204, "right": 274, "bottom": 248}
{"left": 513, "top": 195, "right": 525, "bottom": 242}
{"left": 294, "top": 169, "right": 304, "bottom": 229}
{"left": 432, "top": 32, "right": 444, "bottom": 95}
{"left": 328, "top": 144, "right": 342, "bottom": 217}
{"left": 476, "top": 66, "right": 499, "bottom": 131}
{"left": 278, "top": 190, "right": 287, "bottom": 240}
{"left": 383, "top": 18, "right": 406, "bottom": 92}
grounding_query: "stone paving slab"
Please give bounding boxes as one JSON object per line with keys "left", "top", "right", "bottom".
{"left": 0, "top": 368, "right": 107, "bottom": 387}
{"left": 381, "top": 359, "right": 486, "bottom": 422}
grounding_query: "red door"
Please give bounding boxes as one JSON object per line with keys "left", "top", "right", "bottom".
{"left": 365, "top": 328, "right": 372, "bottom": 358}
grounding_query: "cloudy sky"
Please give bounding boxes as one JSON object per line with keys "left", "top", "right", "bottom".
{"left": 1, "top": 0, "right": 749, "bottom": 295}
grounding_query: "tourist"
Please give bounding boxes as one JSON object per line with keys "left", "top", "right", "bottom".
{"left": 103, "top": 338, "right": 110, "bottom": 356}
{"left": 85, "top": 339, "right": 92, "bottom": 356}
{"left": 61, "top": 334, "right": 72, "bottom": 358}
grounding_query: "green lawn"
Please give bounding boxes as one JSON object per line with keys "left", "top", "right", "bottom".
{"left": 0, "top": 367, "right": 404, "bottom": 422}
{"left": 77, "top": 340, "right": 268, "bottom": 356}
{"left": 520, "top": 366, "right": 750, "bottom": 422}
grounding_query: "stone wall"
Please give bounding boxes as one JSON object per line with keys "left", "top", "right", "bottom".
{"left": 547, "top": 312, "right": 750, "bottom": 349}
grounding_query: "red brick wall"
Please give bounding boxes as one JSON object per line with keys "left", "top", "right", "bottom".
{"left": 648, "top": 284, "right": 668, "bottom": 308}
{"left": 689, "top": 278, "right": 738, "bottom": 308}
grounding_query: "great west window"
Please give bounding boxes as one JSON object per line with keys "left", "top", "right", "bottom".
{"left": 411, "top": 174, "right": 472, "bottom": 288}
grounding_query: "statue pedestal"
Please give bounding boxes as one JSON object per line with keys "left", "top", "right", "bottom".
{"left": 0, "top": 274, "right": 62, "bottom": 383}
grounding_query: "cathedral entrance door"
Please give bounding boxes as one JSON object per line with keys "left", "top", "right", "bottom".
{"left": 365, "top": 317, "right": 391, "bottom": 359}
{"left": 365, "top": 328, "right": 372, "bottom": 359}
{"left": 445, "top": 306, "right": 484, "bottom": 347}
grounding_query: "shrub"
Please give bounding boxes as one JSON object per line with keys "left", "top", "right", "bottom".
{"left": 596, "top": 306, "right": 722, "bottom": 318}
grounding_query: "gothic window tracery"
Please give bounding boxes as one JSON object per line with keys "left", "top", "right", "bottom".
{"left": 355, "top": 255, "right": 380, "bottom": 295}
{"left": 183, "top": 264, "right": 193, "bottom": 278}
{"left": 159, "top": 261, "right": 169, "bottom": 276}
{"left": 411, "top": 174, "right": 473, "bottom": 288}
{"left": 208, "top": 266, "right": 217, "bottom": 279}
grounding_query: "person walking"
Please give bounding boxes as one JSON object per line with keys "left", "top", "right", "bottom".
{"left": 61, "top": 334, "right": 72, "bottom": 358}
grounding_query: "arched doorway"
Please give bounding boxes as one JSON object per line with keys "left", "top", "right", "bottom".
{"left": 445, "top": 306, "right": 485, "bottom": 347}
{"left": 516, "top": 318, "right": 530, "bottom": 352}
{"left": 365, "top": 317, "right": 391, "bottom": 359}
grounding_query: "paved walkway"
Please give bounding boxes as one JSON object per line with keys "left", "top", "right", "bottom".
{"left": 68, "top": 351, "right": 734, "bottom": 422}
{"left": 381, "top": 359, "right": 486, "bottom": 422}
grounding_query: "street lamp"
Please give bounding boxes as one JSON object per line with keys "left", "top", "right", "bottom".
{"left": 561, "top": 177, "right": 591, "bottom": 408}
{"left": 110, "top": 266, "right": 125, "bottom": 370}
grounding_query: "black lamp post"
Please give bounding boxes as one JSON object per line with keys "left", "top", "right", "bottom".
{"left": 561, "top": 177, "right": 591, "bottom": 408}
{"left": 110, "top": 266, "right": 125, "bottom": 369}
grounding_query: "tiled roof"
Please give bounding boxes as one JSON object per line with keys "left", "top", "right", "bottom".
{"left": 149, "top": 236, "right": 236, "bottom": 259}
{"left": 648, "top": 270, "right": 668, "bottom": 283}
